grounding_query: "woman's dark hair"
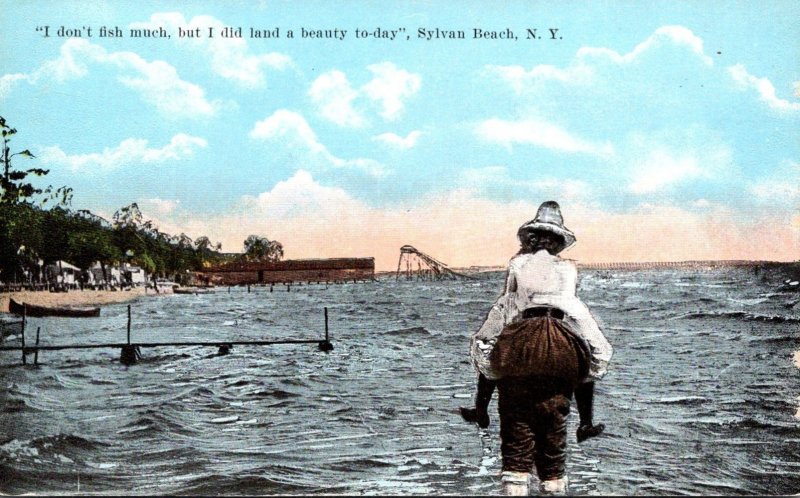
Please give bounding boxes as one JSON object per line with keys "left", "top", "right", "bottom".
{"left": 518, "top": 229, "right": 566, "bottom": 255}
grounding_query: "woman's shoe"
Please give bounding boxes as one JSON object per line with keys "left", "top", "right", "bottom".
{"left": 576, "top": 423, "right": 605, "bottom": 442}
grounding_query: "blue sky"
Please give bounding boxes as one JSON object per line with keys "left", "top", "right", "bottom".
{"left": 2, "top": 1, "right": 798, "bottom": 269}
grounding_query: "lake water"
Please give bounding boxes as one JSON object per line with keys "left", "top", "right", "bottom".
{"left": 1, "top": 265, "right": 799, "bottom": 495}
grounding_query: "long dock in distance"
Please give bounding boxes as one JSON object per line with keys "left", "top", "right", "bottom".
{"left": 0, "top": 338, "right": 331, "bottom": 352}
{"left": 1, "top": 304, "right": 334, "bottom": 366}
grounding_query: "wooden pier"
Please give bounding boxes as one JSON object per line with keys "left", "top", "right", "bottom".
{"left": 0, "top": 304, "right": 334, "bottom": 366}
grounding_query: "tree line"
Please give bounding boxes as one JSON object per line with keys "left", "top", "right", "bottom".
{"left": 0, "top": 116, "right": 283, "bottom": 286}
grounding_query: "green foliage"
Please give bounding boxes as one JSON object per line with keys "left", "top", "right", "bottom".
{"left": 243, "top": 235, "right": 284, "bottom": 262}
{"left": 1, "top": 115, "right": 72, "bottom": 206}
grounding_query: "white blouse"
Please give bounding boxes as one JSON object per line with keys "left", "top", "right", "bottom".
{"left": 471, "top": 250, "right": 612, "bottom": 381}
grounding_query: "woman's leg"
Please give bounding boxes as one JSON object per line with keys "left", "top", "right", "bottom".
{"left": 575, "top": 381, "right": 604, "bottom": 442}
{"left": 460, "top": 373, "right": 496, "bottom": 428}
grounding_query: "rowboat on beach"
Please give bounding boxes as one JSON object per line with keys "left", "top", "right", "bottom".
{"left": 8, "top": 298, "right": 101, "bottom": 318}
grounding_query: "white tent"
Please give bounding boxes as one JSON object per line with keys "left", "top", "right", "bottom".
{"left": 55, "top": 260, "right": 80, "bottom": 271}
{"left": 46, "top": 260, "right": 81, "bottom": 286}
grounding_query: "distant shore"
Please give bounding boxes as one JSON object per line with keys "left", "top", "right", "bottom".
{"left": 0, "top": 287, "right": 149, "bottom": 313}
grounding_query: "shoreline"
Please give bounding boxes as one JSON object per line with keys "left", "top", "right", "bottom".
{"left": 0, "top": 287, "right": 150, "bottom": 313}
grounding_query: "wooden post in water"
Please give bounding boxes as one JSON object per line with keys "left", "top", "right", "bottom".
{"left": 318, "top": 306, "right": 333, "bottom": 352}
{"left": 34, "top": 327, "right": 41, "bottom": 365}
{"left": 120, "top": 304, "right": 137, "bottom": 366}
{"left": 21, "top": 305, "right": 26, "bottom": 365}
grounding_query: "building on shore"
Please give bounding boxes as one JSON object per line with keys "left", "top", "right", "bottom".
{"left": 196, "top": 258, "right": 375, "bottom": 286}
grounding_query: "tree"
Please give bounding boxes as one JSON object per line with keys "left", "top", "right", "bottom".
{"left": 193, "top": 235, "right": 223, "bottom": 268}
{"left": 1, "top": 115, "right": 71, "bottom": 206}
{"left": 243, "top": 235, "right": 284, "bottom": 262}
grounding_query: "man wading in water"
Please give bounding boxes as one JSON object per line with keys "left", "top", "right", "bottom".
{"left": 461, "top": 201, "right": 613, "bottom": 495}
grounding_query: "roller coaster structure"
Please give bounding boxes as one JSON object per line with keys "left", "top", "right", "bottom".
{"left": 395, "top": 245, "right": 473, "bottom": 281}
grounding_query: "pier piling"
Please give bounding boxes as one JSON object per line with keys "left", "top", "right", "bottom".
{"left": 21, "top": 305, "right": 26, "bottom": 365}
{"left": 318, "top": 306, "right": 333, "bottom": 352}
{"left": 34, "top": 327, "right": 40, "bottom": 365}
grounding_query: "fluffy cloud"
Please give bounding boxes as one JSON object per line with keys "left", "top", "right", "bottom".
{"left": 362, "top": 62, "right": 421, "bottom": 120}
{"left": 249, "top": 110, "right": 388, "bottom": 176}
{"left": 488, "top": 25, "right": 712, "bottom": 94}
{"left": 130, "top": 13, "right": 291, "bottom": 88}
{"left": 728, "top": 64, "right": 800, "bottom": 113}
{"left": 623, "top": 128, "right": 733, "bottom": 195}
{"left": 628, "top": 150, "right": 704, "bottom": 194}
{"left": 372, "top": 130, "right": 422, "bottom": 149}
{"left": 24, "top": 38, "right": 217, "bottom": 117}
{"left": 0, "top": 73, "right": 28, "bottom": 99}
{"left": 141, "top": 198, "right": 181, "bottom": 215}
{"left": 240, "top": 169, "right": 363, "bottom": 218}
{"left": 308, "top": 70, "right": 364, "bottom": 127}
{"left": 486, "top": 64, "right": 593, "bottom": 93}
{"left": 310, "top": 62, "right": 421, "bottom": 126}
{"left": 476, "top": 117, "right": 614, "bottom": 157}
{"left": 577, "top": 25, "right": 713, "bottom": 66}
{"left": 38, "top": 133, "right": 207, "bottom": 171}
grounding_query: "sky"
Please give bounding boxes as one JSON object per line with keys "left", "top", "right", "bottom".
{"left": 1, "top": 0, "right": 798, "bottom": 270}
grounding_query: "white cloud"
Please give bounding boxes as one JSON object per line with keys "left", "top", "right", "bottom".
{"left": 623, "top": 128, "right": 733, "bottom": 195}
{"left": 691, "top": 199, "right": 712, "bottom": 209}
{"left": 578, "top": 25, "right": 713, "bottom": 66}
{"left": 38, "top": 133, "right": 207, "bottom": 171}
{"left": 476, "top": 118, "right": 614, "bottom": 157}
{"left": 0, "top": 73, "right": 27, "bottom": 99}
{"left": 240, "top": 169, "right": 363, "bottom": 218}
{"left": 361, "top": 62, "right": 421, "bottom": 120}
{"left": 142, "top": 198, "right": 181, "bottom": 215}
{"left": 629, "top": 150, "right": 704, "bottom": 194}
{"left": 36, "top": 38, "right": 105, "bottom": 82}
{"left": 749, "top": 160, "right": 800, "bottom": 202}
{"left": 309, "top": 63, "right": 421, "bottom": 126}
{"left": 308, "top": 70, "right": 364, "bottom": 127}
{"left": 250, "top": 109, "right": 324, "bottom": 152}
{"left": 130, "top": 13, "right": 291, "bottom": 88}
{"left": 28, "top": 38, "right": 217, "bottom": 118}
{"left": 489, "top": 25, "right": 718, "bottom": 103}
{"left": 250, "top": 110, "right": 388, "bottom": 176}
{"left": 728, "top": 64, "right": 800, "bottom": 113}
{"left": 372, "top": 130, "right": 422, "bottom": 149}
{"left": 489, "top": 26, "right": 713, "bottom": 95}
{"left": 486, "top": 63, "right": 594, "bottom": 93}
{"left": 113, "top": 56, "right": 216, "bottom": 118}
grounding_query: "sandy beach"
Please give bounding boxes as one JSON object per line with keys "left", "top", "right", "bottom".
{"left": 0, "top": 287, "right": 149, "bottom": 313}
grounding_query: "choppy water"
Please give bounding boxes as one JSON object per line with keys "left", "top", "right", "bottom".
{"left": 1, "top": 265, "right": 799, "bottom": 495}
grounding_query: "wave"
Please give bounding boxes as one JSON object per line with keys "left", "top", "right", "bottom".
{"left": 654, "top": 395, "right": 708, "bottom": 405}
{"left": 250, "top": 388, "right": 300, "bottom": 399}
{"left": 179, "top": 472, "right": 319, "bottom": 495}
{"left": 678, "top": 311, "right": 800, "bottom": 323}
{"left": 386, "top": 326, "right": 431, "bottom": 336}
{"left": 0, "top": 433, "right": 107, "bottom": 464}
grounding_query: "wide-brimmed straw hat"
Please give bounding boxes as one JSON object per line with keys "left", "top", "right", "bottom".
{"left": 517, "top": 201, "right": 576, "bottom": 250}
